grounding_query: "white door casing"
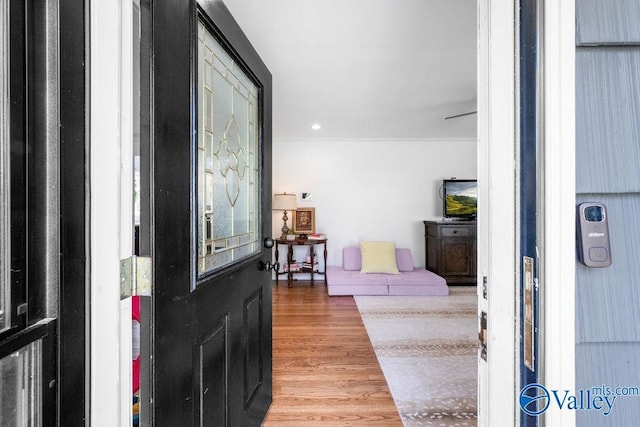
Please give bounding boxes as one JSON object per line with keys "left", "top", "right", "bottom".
{"left": 477, "top": 0, "right": 575, "bottom": 426}
{"left": 86, "top": 0, "right": 577, "bottom": 424}
{"left": 477, "top": 0, "right": 517, "bottom": 424}
{"left": 540, "top": 1, "right": 576, "bottom": 426}
{"left": 90, "top": 0, "right": 135, "bottom": 425}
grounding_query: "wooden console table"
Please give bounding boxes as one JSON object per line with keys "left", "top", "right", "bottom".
{"left": 274, "top": 237, "right": 328, "bottom": 287}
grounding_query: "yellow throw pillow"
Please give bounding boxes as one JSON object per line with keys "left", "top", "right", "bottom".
{"left": 360, "top": 241, "right": 400, "bottom": 274}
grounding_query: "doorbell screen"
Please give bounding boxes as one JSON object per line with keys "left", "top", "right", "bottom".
{"left": 583, "top": 205, "right": 604, "bottom": 222}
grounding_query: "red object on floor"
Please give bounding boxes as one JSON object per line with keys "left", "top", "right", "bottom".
{"left": 132, "top": 296, "right": 140, "bottom": 393}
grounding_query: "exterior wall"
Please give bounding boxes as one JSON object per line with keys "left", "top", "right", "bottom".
{"left": 575, "top": 0, "right": 640, "bottom": 425}
{"left": 271, "top": 138, "right": 477, "bottom": 269}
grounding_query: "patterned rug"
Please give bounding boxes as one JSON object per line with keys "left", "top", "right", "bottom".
{"left": 355, "top": 287, "right": 477, "bottom": 426}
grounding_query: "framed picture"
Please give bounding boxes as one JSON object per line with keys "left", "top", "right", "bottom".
{"left": 292, "top": 207, "right": 315, "bottom": 235}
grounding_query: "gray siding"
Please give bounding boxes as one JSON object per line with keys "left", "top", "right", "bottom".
{"left": 577, "top": 0, "right": 640, "bottom": 44}
{"left": 575, "top": 194, "right": 640, "bottom": 343}
{"left": 576, "top": 0, "right": 640, "bottom": 425}
{"left": 576, "top": 48, "right": 640, "bottom": 193}
{"left": 576, "top": 343, "right": 640, "bottom": 425}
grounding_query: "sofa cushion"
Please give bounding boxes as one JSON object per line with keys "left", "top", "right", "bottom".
{"left": 326, "top": 267, "right": 389, "bottom": 296}
{"left": 342, "top": 247, "right": 362, "bottom": 271}
{"left": 327, "top": 283, "right": 389, "bottom": 296}
{"left": 385, "top": 269, "right": 447, "bottom": 286}
{"left": 395, "top": 248, "right": 414, "bottom": 272}
{"left": 326, "top": 267, "right": 387, "bottom": 285}
{"left": 360, "top": 241, "right": 400, "bottom": 274}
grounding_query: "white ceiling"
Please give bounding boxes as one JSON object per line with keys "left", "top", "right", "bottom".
{"left": 222, "top": 0, "right": 477, "bottom": 140}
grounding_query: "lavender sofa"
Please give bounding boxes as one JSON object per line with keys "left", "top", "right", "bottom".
{"left": 326, "top": 247, "right": 449, "bottom": 296}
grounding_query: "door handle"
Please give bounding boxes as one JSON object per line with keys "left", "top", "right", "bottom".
{"left": 258, "top": 260, "right": 279, "bottom": 272}
{"left": 260, "top": 238, "right": 278, "bottom": 271}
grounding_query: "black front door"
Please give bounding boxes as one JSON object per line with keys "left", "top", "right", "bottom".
{"left": 146, "top": 1, "right": 273, "bottom": 424}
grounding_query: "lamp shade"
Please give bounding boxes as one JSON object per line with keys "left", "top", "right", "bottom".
{"left": 272, "top": 193, "right": 297, "bottom": 211}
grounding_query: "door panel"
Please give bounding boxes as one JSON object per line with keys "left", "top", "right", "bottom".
{"left": 149, "top": 0, "right": 272, "bottom": 424}
{"left": 193, "top": 315, "right": 229, "bottom": 425}
{"left": 244, "top": 290, "right": 263, "bottom": 404}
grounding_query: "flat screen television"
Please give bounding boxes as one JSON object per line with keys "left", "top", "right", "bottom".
{"left": 442, "top": 179, "right": 477, "bottom": 219}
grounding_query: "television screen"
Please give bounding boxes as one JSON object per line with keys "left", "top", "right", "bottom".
{"left": 443, "top": 179, "right": 477, "bottom": 219}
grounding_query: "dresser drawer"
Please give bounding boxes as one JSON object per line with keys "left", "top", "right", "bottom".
{"left": 441, "top": 226, "right": 473, "bottom": 237}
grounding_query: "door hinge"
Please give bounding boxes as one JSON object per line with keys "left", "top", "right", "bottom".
{"left": 17, "top": 303, "right": 28, "bottom": 316}
{"left": 120, "top": 256, "right": 152, "bottom": 299}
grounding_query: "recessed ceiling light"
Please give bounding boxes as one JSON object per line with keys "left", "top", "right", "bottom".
{"left": 310, "top": 123, "right": 321, "bottom": 130}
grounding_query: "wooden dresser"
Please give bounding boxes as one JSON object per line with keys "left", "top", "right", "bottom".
{"left": 424, "top": 220, "right": 477, "bottom": 285}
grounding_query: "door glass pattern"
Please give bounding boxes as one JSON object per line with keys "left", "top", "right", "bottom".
{"left": 197, "top": 21, "right": 260, "bottom": 277}
{"left": 0, "top": 340, "right": 42, "bottom": 426}
{"left": 1, "top": 1, "right": 9, "bottom": 333}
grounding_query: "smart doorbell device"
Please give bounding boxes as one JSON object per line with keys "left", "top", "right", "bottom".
{"left": 577, "top": 202, "right": 612, "bottom": 267}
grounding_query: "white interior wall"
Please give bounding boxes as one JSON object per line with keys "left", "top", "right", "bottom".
{"left": 271, "top": 138, "right": 477, "bottom": 269}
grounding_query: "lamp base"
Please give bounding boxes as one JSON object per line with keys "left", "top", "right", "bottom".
{"left": 280, "top": 224, "right": 290, "bottom": 240}
{"left": 279, "top": 211, "right": 290, "bottom": 240}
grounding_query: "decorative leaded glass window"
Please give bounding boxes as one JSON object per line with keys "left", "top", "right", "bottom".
{"left": 196, "top": 20, "right": 261, "bottom": 278}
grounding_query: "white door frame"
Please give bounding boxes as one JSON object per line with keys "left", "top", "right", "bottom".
{"left": 477, "top": 0, "right": 575, "bottom": 425}
{"left": 540, "top": 1, "right": 576, "bottom": 426}
{"left": 477, "top": 0, "right": 517, "bottom": 423}
{"left": 90, "top": 0, "right": 135, "bottom": 425}
{"left": 87, "top": 0, "right": 577, "bottom": 425}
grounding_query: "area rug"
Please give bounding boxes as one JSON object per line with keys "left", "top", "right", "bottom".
{"left": 355, "top": 287, "right": 477, "bottom": 426}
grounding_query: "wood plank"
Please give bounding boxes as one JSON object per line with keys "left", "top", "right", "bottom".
{"left": 264, "top": 283, "right": 403, "bottom": 426}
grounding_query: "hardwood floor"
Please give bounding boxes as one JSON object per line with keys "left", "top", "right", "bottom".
{"left": 263, "top": 282, "right": 403, "bottom": 426}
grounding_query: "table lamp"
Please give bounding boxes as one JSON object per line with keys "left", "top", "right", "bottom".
{"left": 272, "top": 192, "right": 297, "bottom": 239}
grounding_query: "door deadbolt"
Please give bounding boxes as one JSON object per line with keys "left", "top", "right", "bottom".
{"left": 264, "top": 237, "right": 274, "bottom": 249}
